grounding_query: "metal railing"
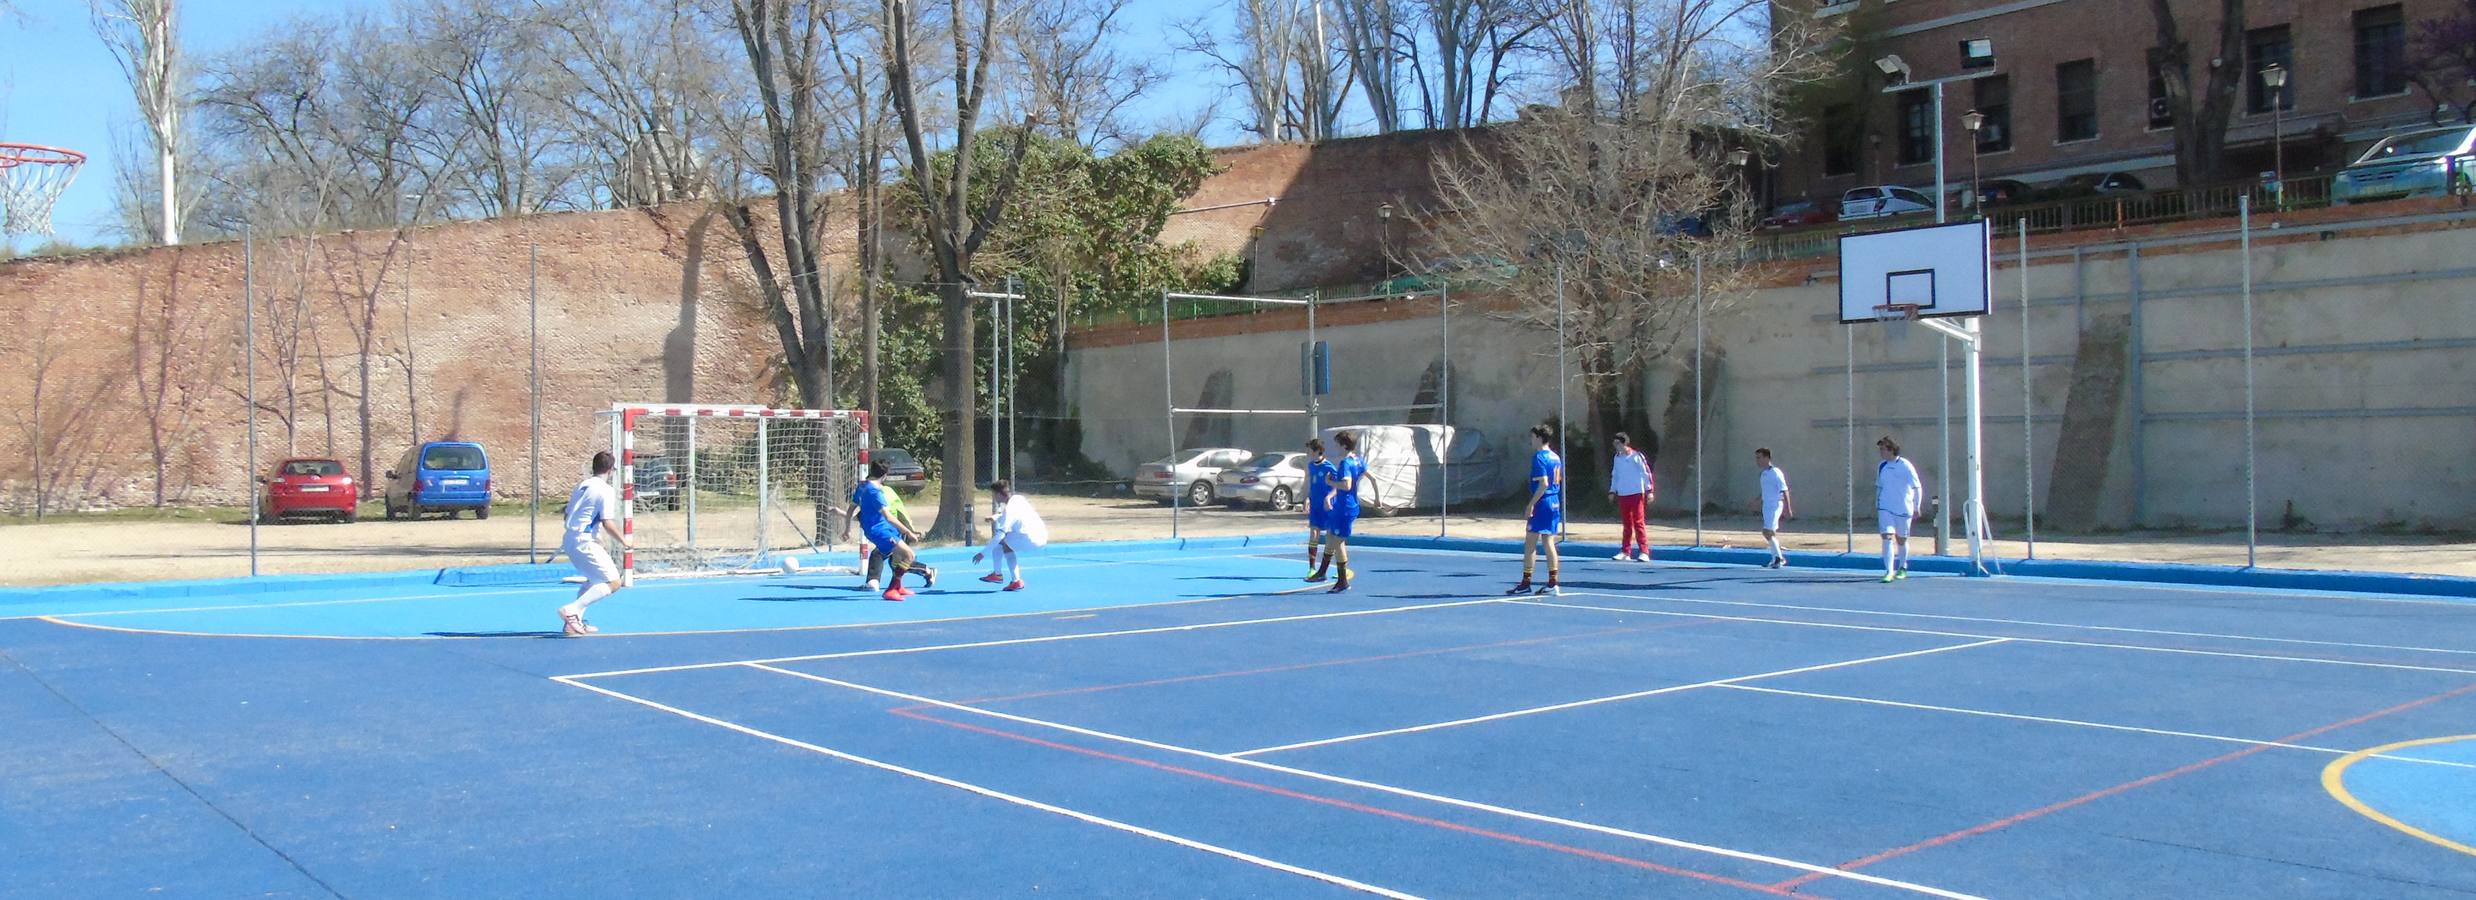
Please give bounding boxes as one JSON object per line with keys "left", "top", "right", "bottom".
{"left": 1748, "top": 172, "right": 2358, "bottom": 262}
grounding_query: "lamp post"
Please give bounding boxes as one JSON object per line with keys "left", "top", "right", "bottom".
{"left": 1377, "top": 202, "right": 1394, "bottom": 277}
{"left": 2261, "top": 63, "right": 2288, "bottom": 209}
{"left": 1961, "top": 109, "right": 1986, "bottom": 216}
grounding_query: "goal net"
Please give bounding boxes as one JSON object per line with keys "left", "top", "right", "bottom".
{"left": 600, "top": 405, "right": 870, "bottom": 580}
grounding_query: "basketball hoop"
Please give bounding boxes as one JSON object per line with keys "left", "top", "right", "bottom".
{"left": 0, "top": 143, "right": 87, "bottom": 238}
{"left": 1873, "top": 302, "right": 1925, "bottom": 348}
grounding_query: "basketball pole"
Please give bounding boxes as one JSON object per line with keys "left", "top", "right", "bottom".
{"left": 1910, "top": 223, "right": 1992, "bottom": 576}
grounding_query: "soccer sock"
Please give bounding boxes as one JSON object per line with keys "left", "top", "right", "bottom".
{"left": 562, "top": 582, "right": 615, "bottom": 617}
{"left": 1894, "top": 542, "right": 1909, "bottom": 570}
{"left": 1881, "top": 537, "right": 1897, "bottom": 574}
{"left": 1766, "top": 536, "right": 1782, "bottom": 557}
{"left": 1003, "top": 547, "right": 1021, "bottom": 582}
{"left": 1334, "top": 549, "right": 1350, "bottom": 580}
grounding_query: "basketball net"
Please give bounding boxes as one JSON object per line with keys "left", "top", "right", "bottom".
{"left": 0, "top": 144, "right": 87, "bottom": 239}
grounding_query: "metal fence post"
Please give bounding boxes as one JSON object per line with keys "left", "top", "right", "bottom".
{"left": 1555, "top": 259, "right": 1569, "bottom": 539}
{"left": 2018, "top": 219, "right": 2034, "bottom": 559}
{"left": 1438, "top": 283, "right": 1450, "bottom": 537}
{"left": 1160, "top": 290, "right": 1178, "bottom": 540}
{"left": 528, "top": 243, "right": 540, "bottom": 564}
{"left": 1845, "top": 325, "right": 1854, "bottom": 554}
{"left": 245, "top": 226, "right": 258, "bottom": 577}
{"left": 1693, "top": 253, "right": 1704, "bottom": 546}
{"left": 2240, "top": 196, "right": 2258, "bottom": 567}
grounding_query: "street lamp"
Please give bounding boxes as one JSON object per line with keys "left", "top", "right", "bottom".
{"left": 1377, "top": 203, "right": 1394, "bottom": 277}
{"left": 2261, "top": 63, "right": 2288, "bottom": 209}
{"left": 1961, "top": 109, "right": 1986, "bottom": 215}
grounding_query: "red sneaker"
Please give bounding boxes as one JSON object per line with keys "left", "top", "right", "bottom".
{"left": 1003, "top": 581, "right": 1025, "bottom": 591}
{"left": 882, "top": 586, "right": 908, "bottom": 602}
{"left": 978, "top": 573, "right": 1006, "bottom": 584}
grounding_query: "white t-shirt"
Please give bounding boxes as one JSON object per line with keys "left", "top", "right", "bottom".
{"left": 1760, "top": 467, "right": 1790, "bottom": 505}
{"left": 564, "top": 476, "right": 619, "bottom": 551}
{"left": 1608, "top": 449, "right": 1651, "bottom": 496}
{"left": 995, "top": 494, "right": 1049, "bottom": 547}
{"left": 1875, "top": 457, "right": 1923, "bottom": 517}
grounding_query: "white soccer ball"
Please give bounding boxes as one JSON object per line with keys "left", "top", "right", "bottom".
{"left": 781, "top": 556, "right": 804, "bottom": 574}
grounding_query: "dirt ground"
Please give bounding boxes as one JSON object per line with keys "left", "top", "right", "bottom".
{"left": 4, "top": 495, "right": 2470, "bottom": 587}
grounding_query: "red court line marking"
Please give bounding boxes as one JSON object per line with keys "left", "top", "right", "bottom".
{"left": 891, "top": 707, "right": 1819, "bottom": 898}
{"left": 887, "top": 619, "right": 1720, "bottom": 713}
{"left": 1773, "top": 680, "right": 2476, "bottom": 891}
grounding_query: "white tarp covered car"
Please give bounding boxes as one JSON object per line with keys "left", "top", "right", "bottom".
{"left": 1317, "top": 424, "right": 1510, "bottom": 514}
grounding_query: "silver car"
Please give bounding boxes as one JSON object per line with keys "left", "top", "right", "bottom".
{"left": 1133, "top": 447, "right": 1254, "bottom": 506}
{"left": 1839, "top": 185, "right": 1935, "bottom": 221}
{"left": 1214, "top": 452, "right": 1310, "bottom": 510}
{"left": 2334, "top": 125, "right": 2476, "bottom": 205}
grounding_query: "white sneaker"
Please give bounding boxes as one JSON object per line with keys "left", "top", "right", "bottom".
{"left": 1612, "top": 552, "right": 1632, "bottom": 561}
{"left": 864, "top": 579, "right": 881, "bottom": 592}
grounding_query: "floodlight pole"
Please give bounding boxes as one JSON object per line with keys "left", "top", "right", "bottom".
{"left": 245, "top": 226, "right": 259, "bottom": 578}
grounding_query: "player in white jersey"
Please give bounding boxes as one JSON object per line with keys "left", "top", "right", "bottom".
{"left": 1873, "top": 436, "right": 1924, "bottom": 583}
{"left": 1755, "top": 448, "right": 1793, "bottom": 568}
{"left": 557, "top": 451, "right": 632, "bottom": 636}
{"left": 973, "top": 480, "right": 1050, "bottom": 591}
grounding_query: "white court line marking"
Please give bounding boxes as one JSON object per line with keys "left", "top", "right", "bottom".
{"left": 1715, "top": 684, "right": 2476, "bottom": 771}
{"left": 740, "top": 664, "right": 1986, "bottom": 900}
{"left": 551, "top": 676, "right": 1418, "bottom": 899}
{"left": 1227, "top": 639, "right": 2010, "bottom": 757}
{"left": 1342, "top": 545, "right": 2476, "bottom": 606}
{"left": 0, "top": 551, "right": 1283, "bottom": 622}
{"left": 1590, "top": 592, "right": 2476, "bottom": 658}
{"left": 1535, "top": 596, "right": 2476, "bottom": 677}
{"left": 562, "top": 597, "right": 1516, "bottom": 680}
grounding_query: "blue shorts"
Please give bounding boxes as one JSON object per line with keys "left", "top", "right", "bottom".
{"left": 1306, "top": 502, "right": 1328, "bottom": 532}
{"left": 864, "top": 522, "right": 904, "bottom": 555}
{"left": 1327, "top": 510, "right": 1358, "bottom": 538}
{"left": 1527, "top": 500, "right": 1563, "bottom": 535}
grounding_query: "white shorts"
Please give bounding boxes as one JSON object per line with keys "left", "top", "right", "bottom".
{"left": 1876, "top": 510, "right": 1914, "bottom": 538}
{"left": 993, "top": 531, "right": 1040, "bottom": 554}
{"left": 1762, "top": 501, "right": 1786, "bottom": 532}
{"left": 568, "top": 542, "right": 620, "bottom": 585}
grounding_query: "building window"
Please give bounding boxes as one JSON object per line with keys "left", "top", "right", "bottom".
{"left": 1897, "top": 90, "right": 1933, "bottom": 165}
{"left": 2247, "top": 25, "right": 2293, "bottom": 113}
{"left": 1821, "top": 104, "right": 1860, "bottom": 176}
{"left": 2056, "top": 59, "right": 2098, "bottom": 142}
{"left": 2146, "top": 48, "right": 2175, "bottom": 129}
{"left": 2354, "top": 6, "right": 2407, "bottom": 98}
{"left": 1973, "top": 75, "right": 2012, "bottom": 152}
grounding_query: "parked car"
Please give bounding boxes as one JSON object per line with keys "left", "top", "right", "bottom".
{"left": 633, "top": 456, "right": 683, "bottom": 510}
{"left": 384, "top": 441, "right": 493, "bottom": 520}
{"left": 1377, "top": 256, "right": 1518, "bottom": 296}
{"left": 1215, "top": 451, "right": 1310, "bottom": 510}
{"left": 2334, "top": 125, "right": 2476, "bottom": 205}
{"left": 872, "top": 447, "right": 931, "bottom": 496}
{"left": 1133, "top": 447, "right": 1254, "bottom": 506}
{"left": 2045, "top": 171, "right": 2148, "bottom": 198}
{"left": 1839, "top": 185, "right": 1935, "bottom": 221}
{"left": 1317, "top": 424, "right": 1508, "bottom": 513}
{"left": 1974, "top": 179, "right": 2034, "bottom": 208}
{"left": 1758, "top": 199, "right": 1835, "bottom": 229}
{"left": 259, "top": 458, "right": 358, "bottom": 523}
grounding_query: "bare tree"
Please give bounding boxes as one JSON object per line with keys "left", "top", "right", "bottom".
{"left": 1419, "top": 0, "right": 1824, "bottom": 477}
{"left": 531, "top": 0, "right": 745, "bottom": 208}
{"left": 1178, "top": 0, "right": 1312, "bottom": 140}
{"left": 817, "top": 0, "right": 893, "bottom": 415}
{"left": 722, "top": 0, "right": 844, "bottom": 412}
{"left": 885, "top": 0, "right": 1041, "bottom": 542}
{"left": 2408, "top": 0, "right": 2476, "bottom": 124}
{"left": 1412, "top": 0, "right": 1545, "bottom": 129}
{"left": 2149, "top": 0, "right": 2249, "bottom": 187}
{"left": 1015, "top": 0, "right": 1164, "bottom": 146}
{"left": 126, "top": 249, "right": 228, "bottom": 505}
{"left": 407, "top": 0, "right": 575, "bottom": 217}
{"left": 8, "top": 310, "right": 130, "bottom": 518}
{"left": 1334, "top": 0, "right": 1410, "bottom": 132}
{"left": 92, "top": 0, "right": 184, "bottom": 244}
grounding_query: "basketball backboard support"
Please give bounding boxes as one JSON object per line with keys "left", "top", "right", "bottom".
{"left": 1838, "top": 219, "right": 1992, "bottom": 323}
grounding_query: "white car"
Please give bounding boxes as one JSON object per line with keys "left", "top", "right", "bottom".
{"left": 1839, "top": 185, "right": 1935, "bottom": 221}
{"left": 1214, "top": 451, "right": 1310, "bottom": 510}
{"left": 1133, "top": 448, "right": 1254, "bottom": 506}
{"left": 1316, "top": 424, "right": 1509, "bottom": 513}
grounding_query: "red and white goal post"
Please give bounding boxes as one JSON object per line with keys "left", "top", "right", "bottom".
{"left": 599, "top": 404, "right": 871, "bottom": 582}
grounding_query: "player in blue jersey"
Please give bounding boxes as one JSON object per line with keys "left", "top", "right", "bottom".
{"left": 1312, "top": 431, "right": 1364, "bottom": 593}
{"left": 841, "top": 461, "right": 933, "bottom": 601}
{"left": 1509, "top": 424, "right": 1564, "bottom": 596}
{"left": 1302, "top": 438, "right": 1336, "bottom": 582}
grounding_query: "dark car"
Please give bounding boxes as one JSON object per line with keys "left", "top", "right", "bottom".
{"left": 1975, "top": 179, "right": 2034, "bottom": 208}
{"left": 633, "top": 456, "right": 684, "bottom": 510}
{"left": 873, "top": 447, "right": 930, "bottom": 496}
{"left": 2046, "top": 171, "right": 2147, "bottom": 198}
{"left": 1758, "top": 199, "right": 1835, "bottom": 229}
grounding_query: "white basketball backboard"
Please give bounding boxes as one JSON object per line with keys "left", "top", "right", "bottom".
{"left": 1839, "top": 219, "right": 1992, "bottom": 323}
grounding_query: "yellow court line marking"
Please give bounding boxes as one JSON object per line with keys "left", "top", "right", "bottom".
{"left": 29, "top": 584, "right": 1326, "bottom": 642}
{"left": 2322, "top": 734, "right": 2476, "bottom": 859}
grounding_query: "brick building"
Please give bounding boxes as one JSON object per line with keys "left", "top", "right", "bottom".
{"left": 1769, "top": 0, "right": 2453, "bottom": 209}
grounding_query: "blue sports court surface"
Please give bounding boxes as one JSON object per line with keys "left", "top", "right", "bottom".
{"left": 4, "top": 535, "right": 2474, "bottom": 898}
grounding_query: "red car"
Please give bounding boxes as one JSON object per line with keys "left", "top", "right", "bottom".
{"left": 260, "top": 458, "right": 360, "bottom": 523}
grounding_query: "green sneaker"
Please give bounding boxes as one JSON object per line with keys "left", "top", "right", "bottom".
{"left": 1895, "top": 569, "right": 1910, "bottom": 580}
{"left": 1879, "top": 572, "right": 1897, "bottom": 583}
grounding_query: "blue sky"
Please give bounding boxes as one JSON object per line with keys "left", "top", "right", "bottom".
{"left": 0, "top": 0, "right": 1241, "bottom": 251}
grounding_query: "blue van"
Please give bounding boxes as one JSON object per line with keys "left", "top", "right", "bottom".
{"left": 383, "top": 441, "right": 494, "bottom": 520}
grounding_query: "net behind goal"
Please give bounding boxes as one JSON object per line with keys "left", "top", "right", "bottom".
{"left": 601, "top": 405, "right": 870, "bottom": 580}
